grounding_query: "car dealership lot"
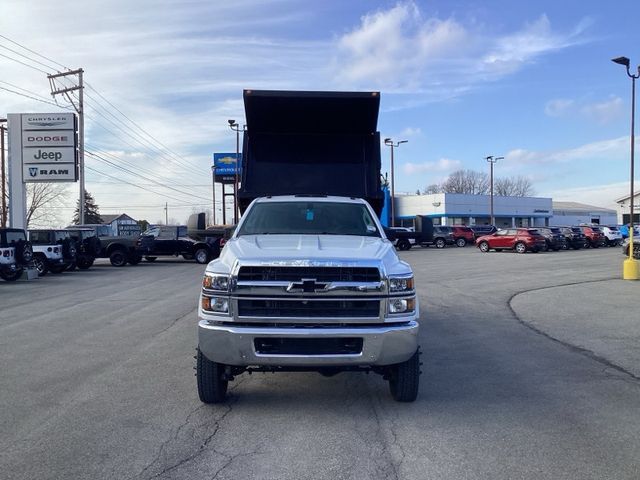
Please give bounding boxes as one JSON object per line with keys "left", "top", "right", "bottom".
{"left": 1, "top": 249, "right": 639, "bottom": 480}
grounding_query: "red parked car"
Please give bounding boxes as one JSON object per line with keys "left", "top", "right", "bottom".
{"left": 476, "top": 228, "right": 547, "bottom": 254}
{"left": 579, "top": 225, "right": 606, "bottom": 248}
{"left": 450, "top": 225, "right": 475, "bottom": 247}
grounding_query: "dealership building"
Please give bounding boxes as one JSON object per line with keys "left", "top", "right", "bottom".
{"left": 615, "top": 193, "right": 640, "bottom": 224}
{"left": 393, "top": 193, "right": 617, "bottom": 228}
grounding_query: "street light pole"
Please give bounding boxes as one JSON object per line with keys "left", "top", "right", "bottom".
{"left": 211, "top": 166, "right": 216, "bottom": 226}
{"left": 612, "top": 56, "right": 640, "bottom": 279}
{"left": 228, "top": 120, "right": 247, "bottom": 223}
{"left": 485, "top": 155, "right": 504, "bottom": 226}
{"left": 384, "top": 138, "right": 408, "bottom": 227}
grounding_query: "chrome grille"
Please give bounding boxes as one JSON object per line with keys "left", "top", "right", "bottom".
{"left": 238, "top": 299, "right": 381, "bottom": 318}
{"left": 237, "top": 266, "right": 380, "bottom": 283}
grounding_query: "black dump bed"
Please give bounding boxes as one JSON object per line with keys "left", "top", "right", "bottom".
{"left": 238, "top": 90, "right": 383, "bottom": 214}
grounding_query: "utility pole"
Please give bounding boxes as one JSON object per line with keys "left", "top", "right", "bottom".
{"left": 48, "top": 68, "right": 85, "bottom": 223}
{"left": 0, "top": 119, "right": 6, "bottom": 228}
{"left": 485, "top": 155, "right": 504, "bottom": 226}
{"left": 211, "top": 166, "right": 216, "bottom": 226}
{"left": 165, "top": 202, "right": 168, "bottom": 225}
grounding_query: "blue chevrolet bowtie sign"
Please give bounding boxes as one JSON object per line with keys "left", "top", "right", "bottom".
{"left": 213, "top": 153, "right": 242, "bottom": 175}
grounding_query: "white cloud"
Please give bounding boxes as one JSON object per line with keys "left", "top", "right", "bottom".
{"left": 541, "top": 181, "right": 638, "bottom": 210}
{"left": 399, "top": 127, "right": 422, "bottom": 137}
{"left": 334, "top": 4, "right": 588, "bottom": 95}
{"left": 545, "top": 98, "right": 574, "bottom": 117}
{"left": 505, "top": 137, "right": 628, "bottom": 166}
{"left": 581, "top": 96, "right": 623, "bottom": 124}
{"left": 403, "top": 158, "right": 462, "bottom": 174}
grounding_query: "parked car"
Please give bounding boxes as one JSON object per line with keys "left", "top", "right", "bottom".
{"left": 384, "top": 226, "right": 416, "bottom": 251}
{"left": 450, "top": 225, "right": 475, "bottom": 247}
{"left": 137, "top": 225, "right": 221, "bottom": 263}
{"left": 419, "top": 226, "right": 455, "bottom": 248}
{"left": 0, "top": 228, "right": 33, "bottom": 282}
{"left": 558, "top": 226, "right": 586, "bottom": 250}
{"left": 470, "top": 225, "right": 497, "bottom": 239}
{"left": 28, "top": 229, "right": 77, "bottom": 276}
{"left": 579, "top": 225, "right": 607, "bottom": 248}
{"left": 65, "top": 228, "right": 102, "bottom": 270}
{"left": 601, "top": 226, "right": 622, "bottom": 247}
{"left": 622, "top": 238, "right": 640, "bottom": 259}
{"left": 535, "top": 226, "right": 568, "bottom": 251}
{"left": 476, "top": 228, "right": 546, "bottom": 254}
{"left": 75, "top": 223, "right": 142, "bottom": 266}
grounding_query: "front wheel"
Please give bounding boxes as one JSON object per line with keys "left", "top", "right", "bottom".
{"left": 197, "top": 348, "right": 228, "bottom": 404}
{"left": 388, "top": 349, "right": 420, "bottom": 402}
{"left": 109, "top": 250, "right": 128, "bottom": 267}
{"left": 33, "top": 255, "right": 48, "bottom": 276}
{"left": 435, "top": 238, "right": 446, "bottom": 249}
{"left": 456, "top": 238, "right": 466, "bottom": 247}
{"left": 397, "top": 239, "right": 411, "bottom": 251}
{"left": 515, "top": 242, "right": 527, "bottom": 254}
{"left": 0, "top": 269, "right": 23, "bottom": 282}
{"left": 478, "top": 241, "right": 489, "bottom": 253}
{"left": 194, "top": 248, "right": 209, "bottom": 264}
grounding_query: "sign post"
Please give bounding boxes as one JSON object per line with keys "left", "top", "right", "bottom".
{"left": 213, "top": 153, "right": 242, "bottom": 224}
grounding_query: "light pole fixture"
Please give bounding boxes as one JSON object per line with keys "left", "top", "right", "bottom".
{"left": 486, "top": 155, "right": 504, "bottom": 226}
{"left": 384, "top": 138, "right": 408, "bottom": 227}
{"left": 612, "top": 55, "right": 640, "bottom": 280}
{"left": 228, "top": 119, "right": 247, "bottom": 223}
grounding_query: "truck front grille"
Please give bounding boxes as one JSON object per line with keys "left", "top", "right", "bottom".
{"left": 237, "top": 266, "right": 380, "bottom": 283}
{"left": 238, "top": 299, "right": 380, "bottom": 318}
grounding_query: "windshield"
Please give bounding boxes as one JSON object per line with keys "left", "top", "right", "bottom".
{"left": 237, "top": 201, "right": 381, "bottom": 237}
{"left": 54, "top": 231, "right": 70, "bottom": 241}
{"left": 3, "top": 231, "right": 26, "bottom": 245}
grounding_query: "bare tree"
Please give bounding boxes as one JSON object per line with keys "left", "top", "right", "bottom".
{"left": 26, "top": 183, "right": 69, "bottom": 228}
{"left": 494, "top": 176, "right": 535, "bottom": 197}
{"left": 423, "top": 183, "right": 442, "bottom": 194}
{"left": 440, "top": 169, "right": 489, "bottom": 194}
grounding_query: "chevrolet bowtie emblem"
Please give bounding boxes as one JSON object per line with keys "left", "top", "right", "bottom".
{"left": 286, "top": 278, "right": 328, "bottom": 293}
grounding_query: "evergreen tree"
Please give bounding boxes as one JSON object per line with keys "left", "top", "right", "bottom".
{"left": 73, "top": 190, "right": 102, "bottom": 224}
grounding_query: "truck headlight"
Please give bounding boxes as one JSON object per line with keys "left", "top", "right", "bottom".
{"left": 388, "top": 275, "right": 414, "bottom": 292}
{"left": 203, "top": 273, "right": 230, "bottom": 291}
{"left": 202, "top": 296, "right": 229, "bottom": 313}
{"left": 388, "top": 297, "right": 415, "bottom": 314}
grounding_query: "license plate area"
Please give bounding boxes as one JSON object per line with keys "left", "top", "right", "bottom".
{"left": 254, "top": 337, "right": 363, "bottom": 355}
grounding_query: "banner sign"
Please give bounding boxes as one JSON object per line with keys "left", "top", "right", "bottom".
{"left": 21, "top": 114, "right": 76, "bottom": 131}
{"left": 22, "top": 146, "right": 76, "bottom": 164}
{"left": 213, "top": 152, "right": 241, "bottom": 175}
{"left": 23, "top": 163, "right": 77, "bottom": 181}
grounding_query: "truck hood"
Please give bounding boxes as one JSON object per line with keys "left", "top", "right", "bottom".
{"left": 212, "top": 234, "right": 410, "bottom": 275}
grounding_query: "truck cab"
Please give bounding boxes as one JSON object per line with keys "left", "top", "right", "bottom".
{"left": 196, "top": 90, "right": 421, "bottom": 403}
{"left": 138, "top": 225, "right": 220, "bottom": 264}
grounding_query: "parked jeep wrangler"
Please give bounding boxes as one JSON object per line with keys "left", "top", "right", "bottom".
{"left": 65, "top": 228, "right": 102, "bottom": 270}
{"left": 138, "top": 225, "right": 220, "bottom": 264}
{"left": 75, "top": 224, "right": 142, "bottom": 266}
{"left": 0, "top": 228, "right": 33, "bottom": 282}
{"left": 28, "top": 230, "right": 77, "bottom": 276}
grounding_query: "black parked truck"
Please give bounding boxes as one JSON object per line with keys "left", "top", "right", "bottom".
{"left": 137, "top": 221, "right": 222, "bottom": 264}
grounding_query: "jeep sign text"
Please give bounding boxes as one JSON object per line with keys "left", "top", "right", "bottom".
{"left": 22, "top": 147, "right": 76, "bottom": 165}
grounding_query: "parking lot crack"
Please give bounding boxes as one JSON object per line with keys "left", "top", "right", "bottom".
{"left": 508, "top": 278, "right": 640, "bottom": 385}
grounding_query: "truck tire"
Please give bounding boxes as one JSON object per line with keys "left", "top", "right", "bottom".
{"left": 77, "top": 258, "right": 94, "bottom": 270}
{"left": 388, "top": 349, "right": 420, "bottom": 402}
{"left": 128, "top": 254, "right": 142, "bottom": 265}
{"left": 435, "top": 238, "right": 445, "bottom": 249}
{"left": 0, "top": 269, "right": 23, "bottom": 282}
{"left": 194, "top": 248, "right": 209, "bottom": 264}
{"left": 397, "top": 239, "right": 411, "bottom": 251}
{"left": 109, "top": 250, "right": 128, "bottom": 267}
{"left": 145, "top": 256, "right": 157, "bottom": 262}
{"left": 33, "top": 254, "right": 48, "bottom": 276}
{"left": 197, "top": 348, "right": 228, "bottom": 404}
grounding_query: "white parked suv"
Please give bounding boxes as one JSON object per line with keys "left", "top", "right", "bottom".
{"left": 601, "top": 226, "right": 622, "bottom": 247}
{"left": 0, "top": 228, "right": 33, "bottom": 282}
{"left": 28, "top": 230, "right": 76, "bottom": 276}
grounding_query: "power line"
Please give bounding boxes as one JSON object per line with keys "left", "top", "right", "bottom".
{"left": 0, "top": 51, "right": 49, "bottom": 74}
{"left": 0, "top": 43, "right": 60, "bottom": 73}
{"left": 0, "top": 34, "right": 68, "bottom": 70}
{"left": 0, "top": 85, "right": 72, "bottom": 108}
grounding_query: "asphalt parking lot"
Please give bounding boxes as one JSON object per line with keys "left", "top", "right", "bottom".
{"left": 1, "top": 247, "right": 639, "bottom": 480}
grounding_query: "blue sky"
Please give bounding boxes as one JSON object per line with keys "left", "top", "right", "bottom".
{"left": 2, "top": 0, "right": 640, "bottom": 224}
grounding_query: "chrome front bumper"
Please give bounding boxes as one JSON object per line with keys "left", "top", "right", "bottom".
{"left": 198, "top": 319, "right": 419, "bottom": 367}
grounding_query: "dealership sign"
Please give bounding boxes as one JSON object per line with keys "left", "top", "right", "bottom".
{"left": 213, "top": 152, "right": 242, "bottom": 184}
{"left": 13, "top": 113, "right": 79, "bottom": 183}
